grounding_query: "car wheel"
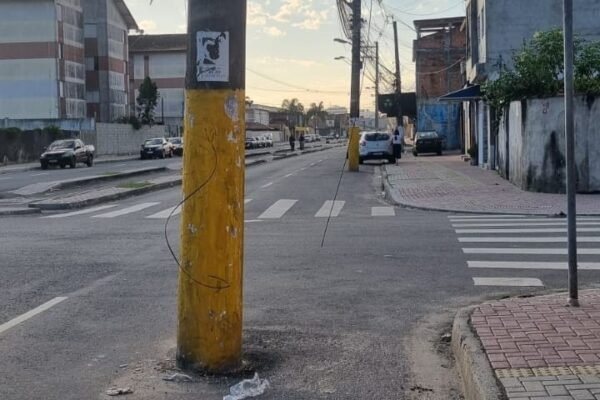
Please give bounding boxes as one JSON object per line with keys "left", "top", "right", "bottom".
{"left": 388, "top": 157, "right": 396, "bottom": 164}
{"left": 70, "top": 157, "right": 76, "bottom": 168}
{"left": 60, "top": 163, "right": 66, "bottom": 169}
{"left": 413, "top": 151, "right": 418, "bottom": 157}
{"left": 359, "top": 157, "right": 364, "bottom": 165}
{"left": 86, "top": 155, "right": 94, "bottom": 167}
{"left": 437, "top": 150, "right": 442, "bottom": 156}
{"left": 140, "top": 153, "right": 145, "bottom": 160}
{"left": 160, "top": 150, "right": 165, "bottom": 159}
{"left": 41, "top": 162, "right": 48, "bottom": 170}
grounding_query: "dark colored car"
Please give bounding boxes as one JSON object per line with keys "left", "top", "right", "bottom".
{"left": 413, "top": 131, "right": 443, "bottom": 156}
{"left": 168, "top": 137, "right": 184, "bottom": 156}
{"left": 40, "top": 139, "right": 95, "bottom": 169}
{"left": 140, "top": 137, "right": 173, "bottom": 159}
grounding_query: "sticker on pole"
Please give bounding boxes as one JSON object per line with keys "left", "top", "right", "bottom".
{"left": 196, "top": 31, "right": 229, "bottom": 82}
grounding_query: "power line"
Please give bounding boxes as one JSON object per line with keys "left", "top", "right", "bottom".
{"left": 247, "top": 68, "right": 349, "bottom": 94}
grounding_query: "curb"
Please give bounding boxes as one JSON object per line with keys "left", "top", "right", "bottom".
{"left": 0, "top": 156, "right": 140, "bottom": 175}
{"left": 380, "top": 166, "right": 600, "bottom": 217}
{"left": 11, "top": 166, "right": 168, "bottom": 196}
{"left": 30, "top": 178, "right": 183, "bottom": 210}
{"left": 246, "top": 151, "right": 271, "bottom": 158}
{"left": 0, "top": 207, "right": 41, "bottom": 216}
{"left": 452, "top": 306, "right": 506, "bottom": 400}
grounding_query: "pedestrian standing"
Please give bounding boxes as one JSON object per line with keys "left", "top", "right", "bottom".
{"left": 299, "top": 133, "right": 305, "bottom": 150}
{"left": 392, "top": 126, "right": 404, "bottom": 165}
{"left": 289, "top": 133, "right": 295, "bottom": 151}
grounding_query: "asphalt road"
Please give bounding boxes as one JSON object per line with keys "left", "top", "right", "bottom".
{"left": 1, "top": 147, "right": 598, "bottom": 399}
{"left": 0, "top": 142, "right": 295, "bottom": 194}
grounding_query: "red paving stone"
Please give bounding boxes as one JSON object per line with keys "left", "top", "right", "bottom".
{"left": 472, "top": 290, "right": 600, "bottom": 369}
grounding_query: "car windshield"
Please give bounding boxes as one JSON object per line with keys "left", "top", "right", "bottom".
{"left": 364, "top": 133, "right": 390, "bottom": 141}
{"left": 169, "top": 138, "right": 181, "bottom": 144}
{"left": 417, "top": 132, "right": 438, "bottom": 139}
{"left": 48, "top": 140, "right": 75, "bottom": 150}
{"left": 145, "top": 139, "right": 163, "bottom": 145}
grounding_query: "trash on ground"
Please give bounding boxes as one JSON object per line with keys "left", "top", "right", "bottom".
{"left": 223, "top": 373, "right": 270, "bottom": 400}
{"left": 119, "top": 364, "right": 128, "bottom": 368}
{"left": 163, "top": 372, "right": 193, "bottom": 382}
{"left": 106, "top": 387, "right": 134, "bottom": 396}
{"left": 440, "top": 333, "right": 452, "bottom": 343}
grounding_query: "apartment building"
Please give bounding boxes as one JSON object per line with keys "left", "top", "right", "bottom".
{"left": 129, "top": 33, "right": 186, "bottom": 133}
{"left": 0, "top": 0, "right": 86, "bottom": 119}
{"left": 82, "top": 0, "right": 138, "bottom": 122}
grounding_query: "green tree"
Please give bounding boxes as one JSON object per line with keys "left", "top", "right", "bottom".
{"left": 137, "top": 77, "right": 159, "bottom": 125}
{"left": 306, "top": 101, "right": 328, "bottom": 128}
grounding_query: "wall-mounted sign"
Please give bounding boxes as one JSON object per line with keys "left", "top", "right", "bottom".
{"left": 196, "top": 31, "right": 229, "bottom": 82}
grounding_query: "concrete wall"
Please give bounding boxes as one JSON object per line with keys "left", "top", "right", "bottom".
{"left": 89, "top": 123, "right": 168, "bottom": 156}
{"left": 417, "top": 102, "right": 461, "bottom": 150}
{"left": 467, "top": 0, "right": 600, "bottom": 83}
{"left": 498, "top": 97, "right": 600, "bottom": 193}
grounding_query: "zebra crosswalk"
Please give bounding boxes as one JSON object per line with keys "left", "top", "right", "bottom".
{"left": 40, "top": 199, "right": 397, "bottom": 222}
{"left": 449, "top": 214, "right": 600, "bottom": 288}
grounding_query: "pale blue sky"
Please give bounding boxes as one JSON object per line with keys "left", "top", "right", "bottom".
{"left": 125, "top": 0, "right": 465, "bottom": 110}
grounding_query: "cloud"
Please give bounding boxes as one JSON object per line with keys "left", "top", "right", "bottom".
{"left": 138, "top": 19, "right": 158, "bottom": 33}
{"left": 248, "top": 1, "right": 268, "bottom": 26}
{"left": 253, "top": 56, "right": 321, "bottom": 68}
{"left": 263, "top": 26, "right": 286, "bottom": 37}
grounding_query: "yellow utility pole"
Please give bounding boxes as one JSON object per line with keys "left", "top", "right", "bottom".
{"left": 348, "top": 127, "right": 360, "bottom": 171}
{"left": 177, "top": 0, "right": 246, "bottom": 372}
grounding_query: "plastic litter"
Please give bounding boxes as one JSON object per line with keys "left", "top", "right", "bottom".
{"left": 106, "top": 387, "right": 134, "bottom": 396}
{"left": 223, "top": 373, "right": 270, "bottom": 400}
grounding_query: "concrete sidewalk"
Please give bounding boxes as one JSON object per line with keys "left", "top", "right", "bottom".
{"left": 0, "top": 154, "right": 139, "bottom": 174}
{"left": 384, "top": 153, "right": 600, "bottom": 215}
{"left": 456, "top": 290, "right": 600, "bottom": 400}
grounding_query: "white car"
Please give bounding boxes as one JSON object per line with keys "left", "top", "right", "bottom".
{"left": 358, "top": 131, "right": 395, "bottom": 164}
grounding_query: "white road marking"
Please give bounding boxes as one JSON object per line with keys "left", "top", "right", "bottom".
{"left": 453, "top": 221, "right": 600, "bottom": 228}
{"left": 463, "top": 247, "right": 600, "bottom": 255}
{"left": 258, "top": 199, "right": 297, "bottom": 219}
{"left": 371, "top": 206, "right": 395, "bottom": 217}
{"left": 473, "top": 277, "right": 544, "bottom": 287}
{"left": 0, "top": 176, "right": 13, "bottom": 181}
{"left": 468, "top": 261, "right": 600, "bottom": 270}
{"left": 450, "top": 218, "right": 600, "bottom": 223}
{"left": 309, "top": 163, "right": 316, "bottom": 167}
{"left": 113, "top": 163, "right": 127, "bottom": 167}
{"left": 42, "top": 205, "right": 118, "bottom": 219}
{"left": 92, "top": 202, "right": 160, "bottom": 218}
{"left": 315, "top": 200, "right": 345, "bottom": 218}
{"left": 455, "top": 228, "right": 600, "bottom": 234}
{"left": 245, "top": 219, "right": 263, "bottom": 223}
{"left": 244, "top": 199, "right": 253, "bottom": 204}
{"left": 0, "top": 297, "right": 68, "bottom": 335}
{"left": 449, "top": 215, "right": 525, "bottom": 219}
{"left": 299, "top": 168, "right": 307, "bottom": 171}
{"left": 459, "top": 236, "right": 600, "bottom": 243}
{"left": 30, "top": 172, "right": 50, "bottom": 177}
{"left": 146, "top": 205, "right": 182, "bottom": 219}
{"left": 261, "top": 182, "right": 274, "bottom": 188}
{"left": 284, "top": 173, "right": 294, "bottom": 178}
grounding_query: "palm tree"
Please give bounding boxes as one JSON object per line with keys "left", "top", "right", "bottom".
{"left": 306, "top": 101, "right": 328, "bottom": 130}
{"left": 281, "top": 98, "right": 305, "bottom": 114}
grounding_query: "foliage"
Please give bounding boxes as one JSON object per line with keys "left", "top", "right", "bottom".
{"left": 245, "top": 96, "right": 254, "bottom": 107}
{"left": 281, "top": 98, "right": 304, "bottom": 114}
{"left": 0, "top": 128, "right": 22, "bottom": 141}
{"left": 117, "top": 115, "right": 142, "bottom": 130}
{"left": 306, "top": 101, "right": 327, "bottom": 120}
{"left": 484, "top": 29, "right": 600, "bottom": 110}
{"left": 136, "top": 77, "right": 159, "bottom": 125}
{"left": 45, "top": 125, "right": 63, "bottom": 139}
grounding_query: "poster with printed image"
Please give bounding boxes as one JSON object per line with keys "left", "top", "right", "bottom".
{"left": 196, "top": 31, "right": 229, "bottom": 82}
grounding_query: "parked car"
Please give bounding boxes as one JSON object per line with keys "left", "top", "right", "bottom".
{"left": 263, "top": 135, "right": 273, "bottom": 148}
{"left": 245, "top": 137, "right": 255, "bottom": 149}
{"left": 315, "top": 134, "right": 321, "bottom": 141}
{"left": 358, "top": 132, "right": 395, "bottom": 164}
{"left": 413, "top": 131, "right": 443, "bottom": 156}
{"left": 40, "top": 139, "right": 95, "bottom": 169}
{"left": 140, "top": 137, "right": 174, "bottom": 159}
{"left": 168, "top": 137, "right": 184, "bottom": 156}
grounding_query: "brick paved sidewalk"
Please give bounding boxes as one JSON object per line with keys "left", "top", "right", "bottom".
{"left": 384, "top": 153, "right": 600, "bottom": 215}
{"left": 473, "top": 290, "right": 600, "bottom": 399}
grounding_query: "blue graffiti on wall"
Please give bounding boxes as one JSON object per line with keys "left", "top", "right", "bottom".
{"left": 417, "top": 103, "right": 461, "bottom": 150}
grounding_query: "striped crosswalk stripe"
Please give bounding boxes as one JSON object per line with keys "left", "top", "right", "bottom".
{"left": 458, "top": 236, "right": 600, "bottom": 243}
{"left": 244, "top": 199, "right": 253, "bottom": 204}
{"left": 452, "top": 221, "right": 600, "bottom": 228}
{"left": 371, "top": 207, "right": 395, "bottom": 217}
{"left": 146, "top": 205, "right": 182, "bottom": 219}
{"left": 92, "top": 202, "right": 160, "bottom": 219}
{"left": 450, "top": 217, "right": 600, "bottom": 223}
{"left": 258, "top": 199, "right": 297, "bottom": 219}
{"left": 463, "top": 248, "right": 600, "bottom": 255}
{"left": 456, "top": 228, "right": 600, "bottom": 234}
{"left": 468, "top": 261, "right": 600, "bottom": 270}
{"left": 315, "top": 200, "right": 345, "bottom": 218}
{"left": 449, "top": 215, "right": 525, "bottom": 219}
{"left": 472, "top": 277, "right": 544, "bottom": 287}
{"left": 42, "top": 205, "right": 118, "bottom": 219}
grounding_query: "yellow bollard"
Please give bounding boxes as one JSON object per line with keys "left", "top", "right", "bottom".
{"left": 177, "top": 89, "right": 245, "bottom": 372}
{"left": 348, "top": 127, "right": 361, "bottom": 172}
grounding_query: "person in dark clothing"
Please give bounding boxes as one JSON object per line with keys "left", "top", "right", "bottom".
{"left": 299, "top": 133, "right": 305, "bottom": 150}
{"left": 392, "top": 127, "right": 403, "bottom": 165}
{"left": 289, "top": 134, "right": 295, "bottom": 151}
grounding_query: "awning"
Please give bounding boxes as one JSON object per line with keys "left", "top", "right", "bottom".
{"left": 438, "top": 85, "right": 481, "bottom": 102}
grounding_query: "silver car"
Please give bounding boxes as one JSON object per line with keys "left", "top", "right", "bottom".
{"left": 358, "top": 131, "right": 394, "bottom": 164}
